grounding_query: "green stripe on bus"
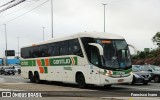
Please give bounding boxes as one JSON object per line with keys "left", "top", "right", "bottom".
{"left": 21, "top": 60, "right": 36, "bottom": 66}
{"left": 20, "top": 57, "right": 78, "bottom": 67}
{"left": 112, "top": 68, "right": 132, "bottom": 75}
{"left": 43, "top": 67, "right": 48, "bottom": 73}
{"left": 41, "top": 59, "right": 45, "bottom": 66}
{"left": 32, "top": 60, "right": 36, "bottom": 66}
{"left": 74, "top": 57, "right": 78, "bottom": 65}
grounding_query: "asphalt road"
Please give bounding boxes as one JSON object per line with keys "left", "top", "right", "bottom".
{"left": 0, "top": 74, "right": 160, "bottom": 100}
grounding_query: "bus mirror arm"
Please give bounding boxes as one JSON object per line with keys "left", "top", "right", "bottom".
{"left": 88, "top": 43, "right": 104, "bottom": 56}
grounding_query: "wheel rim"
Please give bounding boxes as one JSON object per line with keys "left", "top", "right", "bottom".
{"left": 155, "top": 77, "right": 159, "bottom": 82}
{"left": 79, "top": 77, "right": 84, "bottom": 85}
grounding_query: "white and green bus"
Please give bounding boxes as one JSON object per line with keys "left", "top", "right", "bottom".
{"left": 20, "top": 32, "right": 133, "bottom": 88}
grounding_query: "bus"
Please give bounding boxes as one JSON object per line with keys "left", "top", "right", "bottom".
{"left": 20, "top": 32, "right": 133, "bottom": 88}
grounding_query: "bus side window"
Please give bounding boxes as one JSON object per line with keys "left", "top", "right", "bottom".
{"left": 48, "top": 42, "right": 60, "bottom": 56}
{"left": 90, "top": 46, "right": 99, "bottom": 66}
{"left": 32, "top": 47, "right": 38, "bottom": 58}
{"left": 28, "top": 48, "right": 32, "bottom": 58}
{"left": 48, "top": 44, "right": 53, "bottom": 56}
{"left": 69, "top": 39, "right": 83, "bottom": 57}
{"left": 40, "top": 44, "right": 48, "bottom": 57}
{"left": 52, "top": 46, "right": 59, "bottom": 56}
{"left": 21, "top": 48, "right": 31, "bottom": 58}
{"left": 59, "top": 41, "right": 69, "bottom": 55}
{"left": 21, "top": 48, "right": 27, "bottom": 58}
{"left": 81, "top": 37, "right": 95, "bottom": 60}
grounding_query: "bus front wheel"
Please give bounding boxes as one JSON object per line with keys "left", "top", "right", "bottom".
{"left": 77, "top": 73, "right": 86, "bottom": 88}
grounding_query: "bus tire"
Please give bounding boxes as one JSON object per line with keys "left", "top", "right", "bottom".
{"left": 76, "top": 73, "right": 86, "bottom": 88}
{"left": 29, "top": 72, "right": 35, "bottom": 83}
{"left": 34, "top": 72, "right": 41, "bottom": 84}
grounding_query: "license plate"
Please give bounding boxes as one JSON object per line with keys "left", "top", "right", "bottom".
{"left": 144, "top": 78, "right": 148, "bottom": 80}
{"left": 118, "top": 79, "right": 124, "bottom": 83}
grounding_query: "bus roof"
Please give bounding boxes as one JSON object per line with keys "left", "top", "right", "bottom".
{"left": 22, "top": 32, "right": 124, "bottom": 48}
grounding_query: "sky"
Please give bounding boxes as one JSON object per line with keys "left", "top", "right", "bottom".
{"left": 0, "top": 0, "right": 160, "bottom": 57}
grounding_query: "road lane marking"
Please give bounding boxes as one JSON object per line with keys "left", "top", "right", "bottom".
{"left": 100, "top": 97, "right": 160, "bottom": 100}
{"left": 0, "top": 88, "right": 23, "bottom": 91}
{"left": 0, "top": 78, "right": 5, "bottom": 83}
{"left": 2, "top": 76, "right": 22, "bottom": 79}
{"left": 0, "top": 88, "right": 13, "bottom": 91}
{"left": 114, "top": 85, "right": 160, "bottom": 91}
{"left": 1, "top": 83, "right": 32, "bottom": 85}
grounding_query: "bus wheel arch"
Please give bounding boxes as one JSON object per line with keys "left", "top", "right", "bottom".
{"left": 75, "top": 72, "right": 87, "bottom": 88}
{"left": 34, "top": 71, "right": 41, "bottom": 84}
{"left": 29, "top": 71, "right": 35, "bottom": 83}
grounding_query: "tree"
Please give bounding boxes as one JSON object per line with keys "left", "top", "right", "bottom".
{"left": 152, "top": 32, "right": 160, "bottom": 46}
{"left": 139, "top": 51, "right": 146, "bottom": 59}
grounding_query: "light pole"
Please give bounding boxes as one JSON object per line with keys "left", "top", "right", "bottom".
{"left": 51, "top": 0, "right": 53, "bottom": 38}
{"left": 42, "top": 27, "right": 45, "bottom": 41}
{"left": 102, "top": 3, "right": 107, "bottom": 32}
{"left": 17, "top": 37, "right": 23, "bottom": 58}
{"left": 4, "top": 24, "right": 8, "bottom": 65}
{"left": 17, "top": 37, "right": 20, "bottom": 57}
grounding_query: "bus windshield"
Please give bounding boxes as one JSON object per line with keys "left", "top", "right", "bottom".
{"left": 96, "top": 39, "right": 132, "bottom": 69}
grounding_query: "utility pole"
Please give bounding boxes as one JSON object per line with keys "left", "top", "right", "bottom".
{"left": 42, "top": 27, "right": 45, "bottom": 41}
{"left": 4, "top": 24, "right": 8, "bottom": 66}
{"left": 17, "top": 37, "right": 20, "bottom": 57}
{"left": 17, "top": 37, "right": 23, "bottom": 58}
{"left": 102, "top": 3, "right": 107, "bottom": 32}
{"left": 51, "top": 0, "right": 53, "bottom": 38}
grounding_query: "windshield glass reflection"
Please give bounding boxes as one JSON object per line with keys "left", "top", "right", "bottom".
{"left": 96, "top": 39, "right": 131, "bottom": 69}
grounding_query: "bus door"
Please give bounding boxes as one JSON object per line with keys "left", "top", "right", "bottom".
{"left": 89, "top": 46, "right": 101, "bottom": 84}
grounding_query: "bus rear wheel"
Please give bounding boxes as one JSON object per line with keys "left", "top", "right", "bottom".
{"left": 34, "top": 72, "right": 41, "bottom": 84}
{"left": 29, "top": 72, "right": 35, "bottom": 83}
{"left": 77, "top": 73, "right": 86, "bottom": 88}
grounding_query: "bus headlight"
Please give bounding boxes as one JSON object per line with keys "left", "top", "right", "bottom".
{"left": 105, "top": 73, "right": 109, "bottom": 76}
{"left": 129, "top": 71, "right": 133, "bottom": 75}
{"left": 105, "top": 73, "right": 112, "bottom": 76}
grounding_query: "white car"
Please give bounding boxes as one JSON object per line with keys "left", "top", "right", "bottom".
{"left": 12, "top": 65, "right": 21, "bottom": 74}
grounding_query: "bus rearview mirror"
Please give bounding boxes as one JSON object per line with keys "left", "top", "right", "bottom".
{"left": 88, "top": 43, "right": 104, "bottom": 55}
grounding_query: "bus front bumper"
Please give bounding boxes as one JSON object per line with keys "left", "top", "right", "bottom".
{"left": 101, "top": 74, "right": 133, "bottom": 85}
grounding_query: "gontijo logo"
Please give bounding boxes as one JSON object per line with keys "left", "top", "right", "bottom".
{"left": 52, "top": 57, "right": 77, "bottom": 65}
